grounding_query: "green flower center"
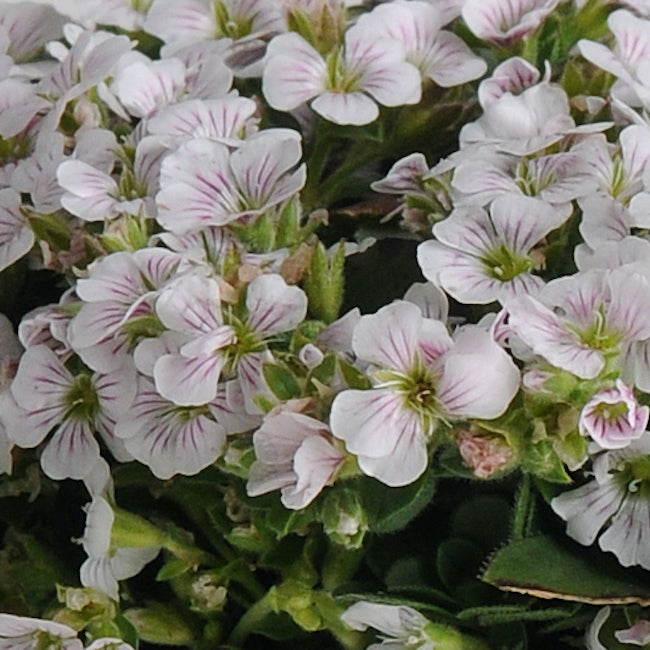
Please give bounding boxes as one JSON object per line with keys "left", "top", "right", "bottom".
{"left": 63, "top": 373, "right": 99, "bottom": 421}
{"left": 481, "top": 243, "right": 533, "bottom": 282}
{"left": 572, "top": 309, "right": 620, "bottom": 351}
{"left": 325, "top": 48, "right": 360, "bottom": 93}
{"left": 515, "top": 159, "right": 551, "bottom": 197}
{"left": 613, "top": 456, "right": 650, "bottom": 496}
{"left": 594, "top": 400, "right": 629, "bottom": 422}
{"left": 213, "top": 1, "right": 254, "bottom": 39}
{"left": 377, "top": 364, "right": 440, "bottom": 433}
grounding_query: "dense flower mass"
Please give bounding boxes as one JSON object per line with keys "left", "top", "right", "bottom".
{"left": 3, "top": 1, "right": 650, "bottom": 649}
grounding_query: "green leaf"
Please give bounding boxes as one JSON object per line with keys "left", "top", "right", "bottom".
{"left": 436, "top": 538, "right": 485, "bottom": 594}
{"left": 357, "top": 469, "right": 436, "bottom": 533}
{"left": 262, "top": 363, "right": 302, "bottom": 400}
{"left": 250, "top": 493, "right": 316, "bottom": 540}
{"left": 482, "top": 536, "right": 650, "bottom": 605}
{"left": 458, "top": 603, "right": 581, "bottom": 624}
{"left": 156, "top": 558, "right": 192, "bottom": 582}
{"left": 450, "top": 495, "right": 512, "bottom": 551}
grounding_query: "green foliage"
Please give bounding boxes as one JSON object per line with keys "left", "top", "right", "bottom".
{"left": 482, "top": 536, "right": 650, "bottom": 605}
{"left": 356, "top": 469, "right": 436, "bottom": 534}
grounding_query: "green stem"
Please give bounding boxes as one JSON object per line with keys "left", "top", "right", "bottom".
{"left": 303, "top": 120, "right": 336, "bottom": 205}
{"left": 227, "top": 593, "right": 274, "bottom": 647}
{"left": 310, "top": 144, "right": 381, "bottom": 208}
{"left": 510, "top": 472, "right": 533, "bottom": 541}
{"left": 322, "top": 543, "right": 362, "bottom": 592}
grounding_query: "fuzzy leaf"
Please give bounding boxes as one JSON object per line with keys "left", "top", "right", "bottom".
{"left": 357, "top": 469, "right": 436, "bottom": 533}
{"left": 482, "top": 536, "right": 650, "bottom": 605}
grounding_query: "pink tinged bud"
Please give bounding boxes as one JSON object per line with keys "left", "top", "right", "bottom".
{"left": 522, "top": 368, "right": 554, "bottom": 392}
{"left": 579, "top": 380, "right": 649, "bottom": 449}
{"left": 457, "top": 429, "right": 513, "bottom": 479}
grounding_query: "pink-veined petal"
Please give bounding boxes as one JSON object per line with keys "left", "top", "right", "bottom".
{"left": 352, "top": 301, "right": 422, "bottom": 372}
{"left": 552, "top": 478, "right": 624, "bottom": 545}
{"left": 262, "top": 33, "right": 326, "bottom": 111}
{"left": 282, "top": 435, "right": 345, "bottom": 508}
{"left": 311, "top": 90, "right": 379, "bottom": 126}
{"left": 246, "top": 274, "right": 307, "bottom": 336}
{"left": 154, "top": 352, "right": 225, "bottom": 406}
{"left": 357, "top": 411, "right": 428, "bottom": 487}
{"left": 330, "top": 387, "right": 415, "bottom": 458}
{"left": 437, "top": 327, "right": 519, "bottom": 418}
{"left": 40, "top": 417, "right": 101, "bottom": 480}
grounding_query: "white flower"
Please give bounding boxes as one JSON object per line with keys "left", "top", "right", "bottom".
{"left": 462, "top": 0, "right": 561, "bottom": 45}
{"left": 262, "top": 27, "right": 421, "bottom": 125}
{"left": 0, "top": 187, "right": 34, "bottom": 273}
{"left": 417, "top": 194, "right": 569, "bottom": 305}
{"left": 477, "top": 57, "right": 540, "bottom": 108}
{"left": 247, "top": 411, "right": 346, "bottom": 509}
{"left": 341, "top": 601, "right": 434, "bottom": 650}
{"left": 452, "top": 150, "right": 596, "bottom": 208}
{"left": 355, "top": 0, "right": 486, "bottom": 87}
{"left": 4, "top": 345, "right": 136, "bottom": 480}
{"left": 155, "top": 129, "right": 306, "bottom": 234}
{"left": 0, "top": 614, "right": 82, "bottom": 650}
{"left": 577, "top": 10, "right": 650, "bottom": 108}
{"left": 147, "top": 96, "right": 257, "bottom": 146}
{"left": 329, "top": 301, "right": 519, "bottom": 486}
{"left": 506, "top": 267, "right": 650, "bottom": 380}
{"left": 579, "top": 380, "right": 649, "bottom": 449}
{"left": 80, "top": 496, "right": 159, "bottom": 601}
{"left": 153, "top": 272, "right": 307, "bottom": 410}
{"left": 459, "top": 79, "right": 610, "bottom": 156}
{"left": 115, "top": 375, "right": 230, "bottom": 479}
{"left": 12, "top": 129, "right": 114, "bottom": 214}
{"left": 144, "top": 0, "right": 284, "bottom": 45}
{"left": 68, "top": 248, "right": 182, "bottom": 372}
{"left": 552, "top": 434, "right": 650, "bottom": 570}
{"left": 57, "top": 135, "right": 167, "bottom": 222}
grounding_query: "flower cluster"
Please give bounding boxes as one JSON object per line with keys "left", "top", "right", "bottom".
{"left": 3, "top": 0, "right": 650, "bottom": 649}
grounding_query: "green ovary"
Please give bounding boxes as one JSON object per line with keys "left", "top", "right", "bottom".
{"left": 64, "top": 373, "right": 99, "bottom": 421}
{"left": 481, "top": 244, "right": 533, "bottom": 282}
{"left": 378, "top": 366, "right": 439, "bottom": 430}
{"left": 574, "top": 309, "right": 620, "bottom": 351}
{"left": 324, "top": 48, "right": 360, "bottom": 93}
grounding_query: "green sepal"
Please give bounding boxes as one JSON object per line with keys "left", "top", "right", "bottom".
{"left": 338, "top": 358, "right": 371, "bottom": 390}
{"left": 262, "top": 362, "right": 302, "bottom": 400}
{"left": 306, "top": 353, "right": 337, "bottom": 387}
{"left": 115, "top": 612, "right": 140, "bottom": 649}
{"left": 303, "top": 241, "right": 345, "bottom": 323}
{"left": 123, "top": 603, "right": 196, "bottom": 646}
{"left": 482, "top": 535, "right": 650, "bottom": 605}
{"left": 521, "top": 439, "right": 571, "bottom": 484}
{"left": 276, "top": 199, "right": 302, "bottom": 249}
{"left": 156, "top": 558, "right": 192, "bottom": 582}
